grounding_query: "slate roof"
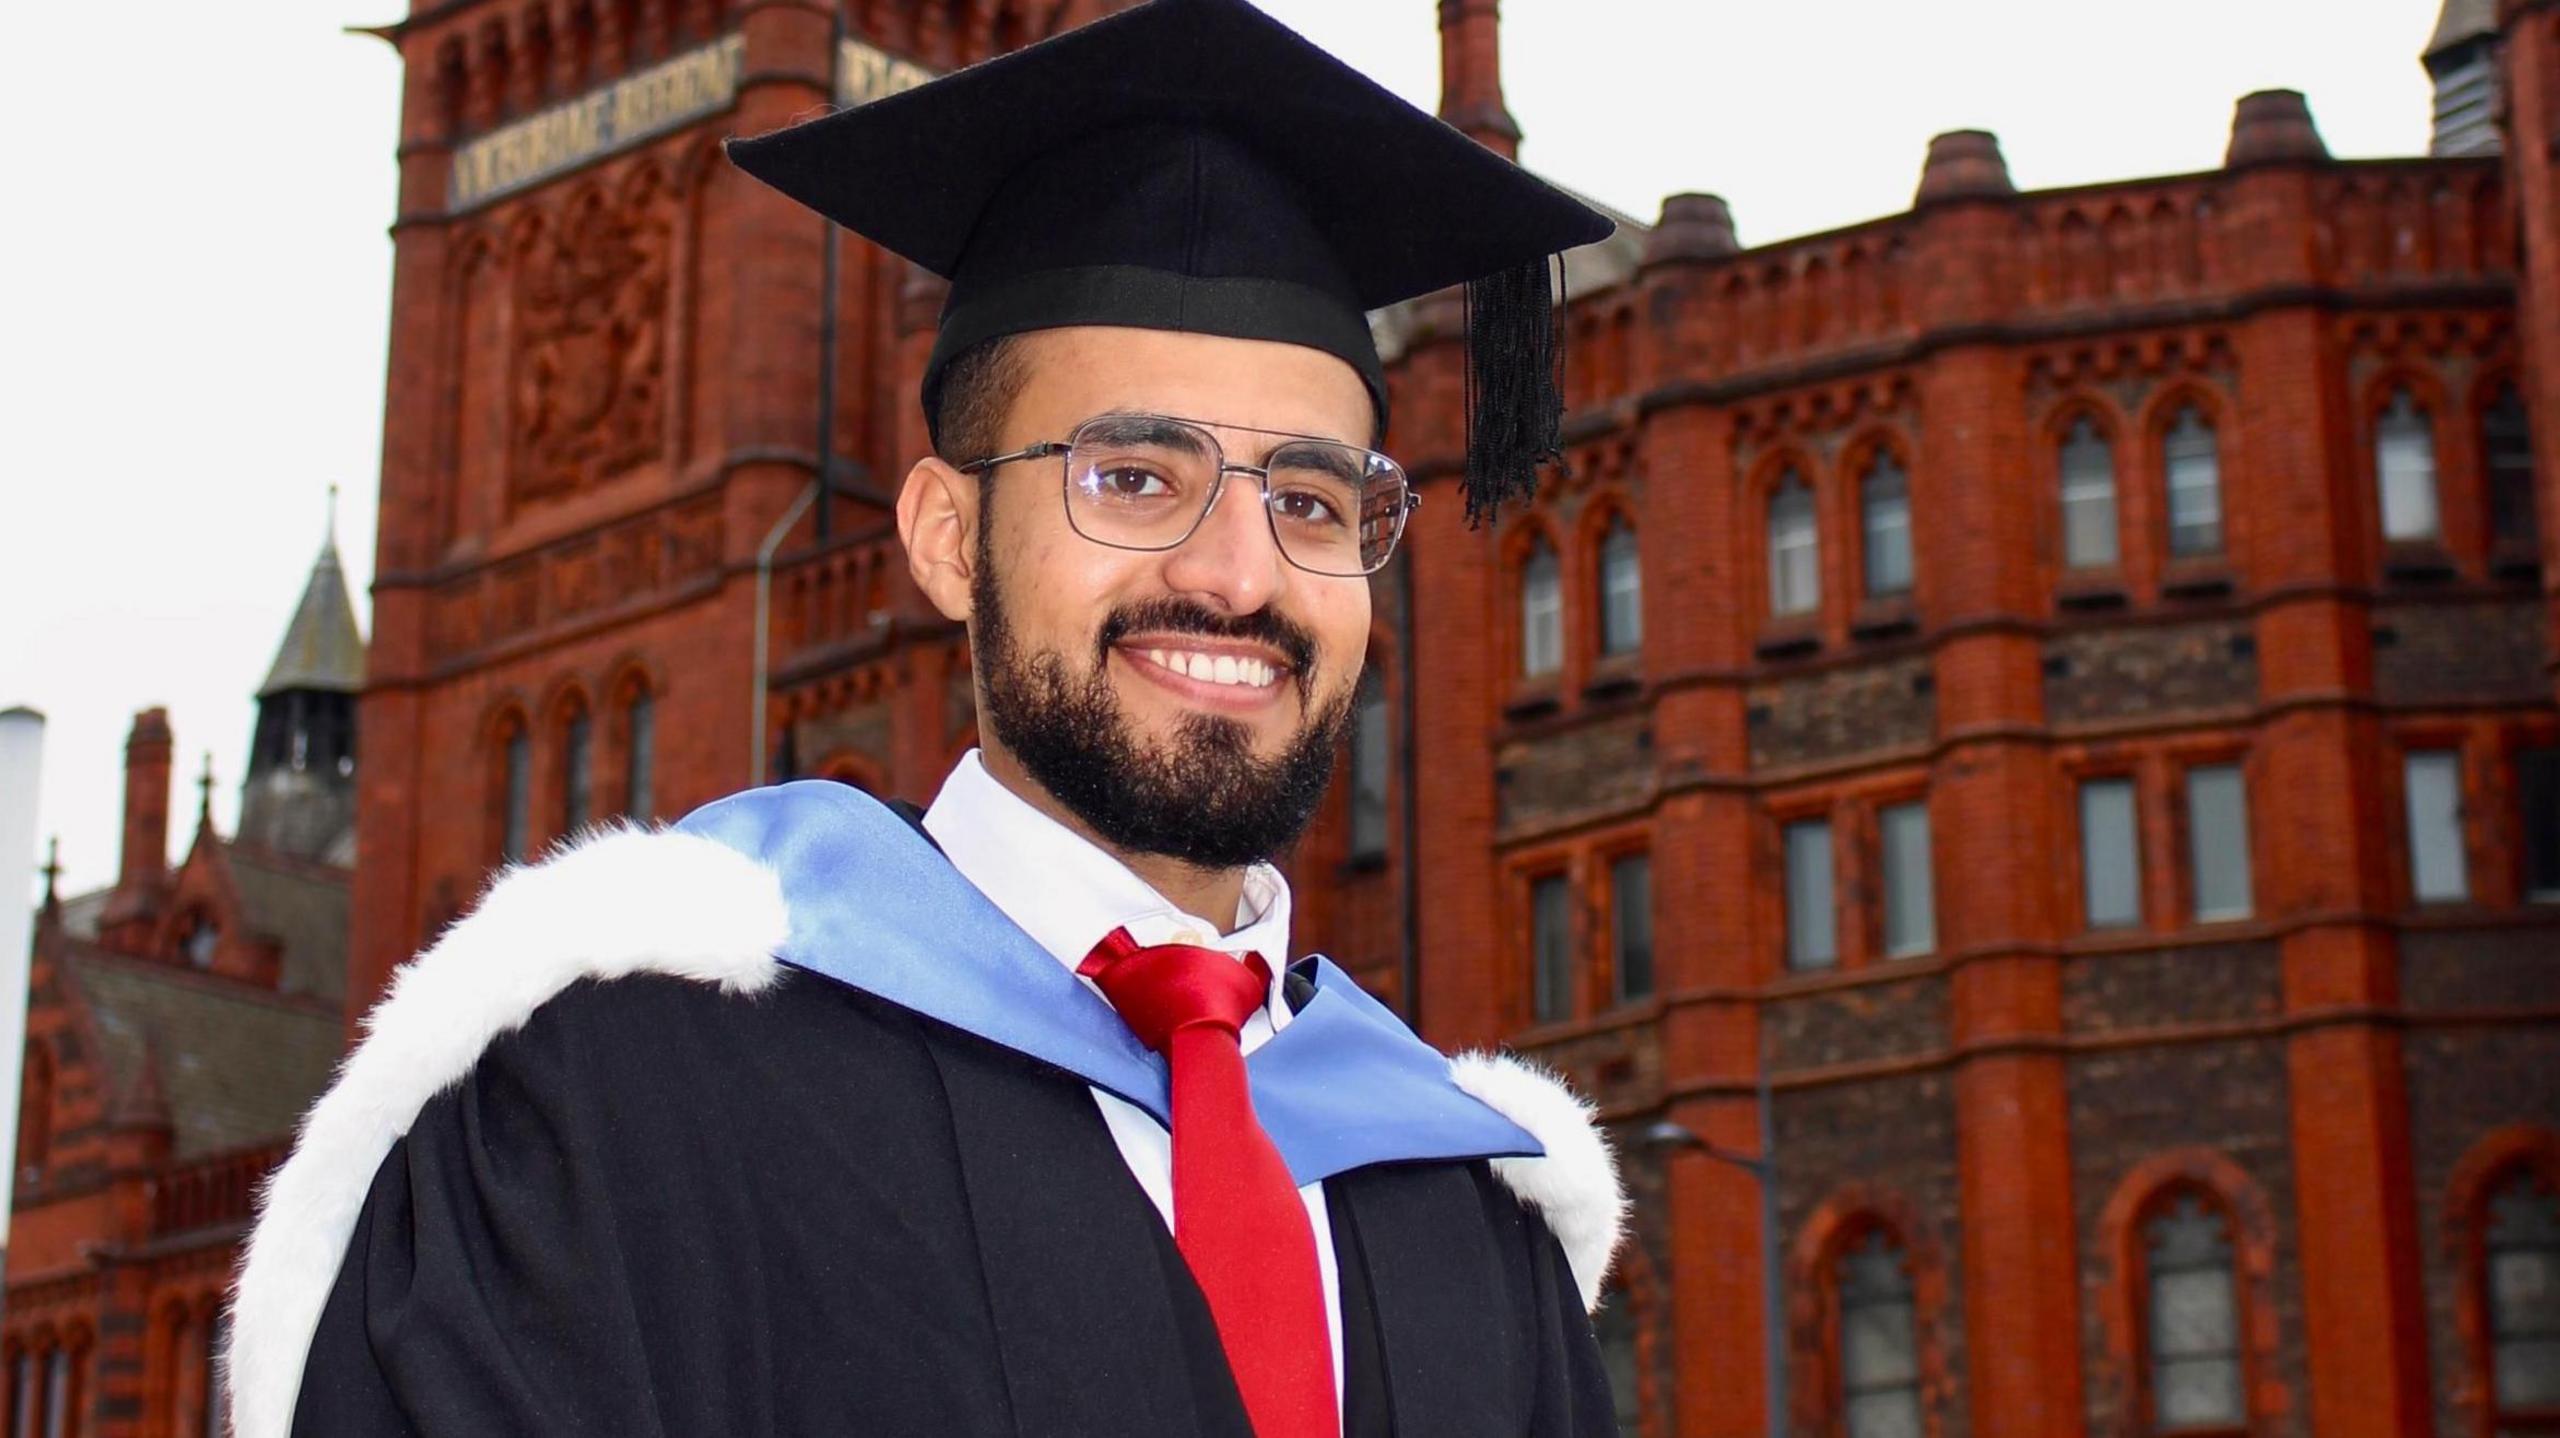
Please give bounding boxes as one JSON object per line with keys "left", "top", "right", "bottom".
{"left": 59, "top": 945, "right": 342, "bottom": 1160}
{"left": 226, "top": 845, "right": 352, "bottom": 1005}
{"left": 258, "top": 538, "right": 365, "bottom": 698}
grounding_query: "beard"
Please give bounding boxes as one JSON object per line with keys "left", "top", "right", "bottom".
{"left": 971, "top": 537, "right": 1355, "bottom": 872}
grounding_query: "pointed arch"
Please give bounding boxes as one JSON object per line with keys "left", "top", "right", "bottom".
{"left": 2095, "top": 1147, "right": 2285, "bottom": 1437}
{"left": 1789, "top": 1184, "right": 1949, "bottom": 1438}
{"left": 2445, "top": 1125, "right": 2560, "bottom": 1438}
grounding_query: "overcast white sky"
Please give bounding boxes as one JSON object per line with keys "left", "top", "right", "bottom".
{"left": 1, "top": 0, "right": 2442, "bottom": 900}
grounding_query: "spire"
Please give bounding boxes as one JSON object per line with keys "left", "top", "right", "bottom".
{"left": 39, "top": 835, "right": 61, "bottom": 922}
{"left": 197, "top": 751, "right": 217, "bottom": 830}
{"left": 258, "top": 495, "right": 366, "bottom": 700}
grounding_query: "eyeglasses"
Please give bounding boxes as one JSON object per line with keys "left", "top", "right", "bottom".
{"left": 958, "top": 412, "right": 1419, "bottom": 577}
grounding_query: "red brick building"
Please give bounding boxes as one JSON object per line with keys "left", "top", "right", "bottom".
{"left": 4, "top": 537, "right": 363, "bottom": 1437}
{"left": 19, "top": 0, "right": 2554, "bottom": 1434}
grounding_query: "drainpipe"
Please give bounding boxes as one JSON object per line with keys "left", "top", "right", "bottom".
{"left": 1395, "top": 543, "right": 1422, "bottom": 1032}
{"left": 752, "top": 482, "right": 821, "bottom": 787}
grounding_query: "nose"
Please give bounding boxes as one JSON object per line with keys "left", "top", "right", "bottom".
{"left": 1159, "top": 470, "right": 1287, "bottom": 616}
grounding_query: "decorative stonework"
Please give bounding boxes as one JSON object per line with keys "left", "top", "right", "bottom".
{"left": 508, "top": 168, "right": 676, "bottom": 507}
{"left": 426, "top": 491, "right": 722, "bottom": 664}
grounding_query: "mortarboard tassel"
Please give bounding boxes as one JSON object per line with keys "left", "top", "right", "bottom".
{"left": 1462, "top": 252, "right": 1570, "bottom": 527}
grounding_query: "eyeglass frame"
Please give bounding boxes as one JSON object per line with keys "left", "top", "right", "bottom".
{"left": 955, "top": 411, "right": 1422, "bottom": 577}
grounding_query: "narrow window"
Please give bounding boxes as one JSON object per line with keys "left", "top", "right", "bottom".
{"left": 1593, "top": 1283, "right": 1643, "bottom": 1437}
{"left": 203, "top": 1313, "right": 228, "bottom": 1438}
{"left": 1838, "top": 1230, "right": 1925, "bottom": 1438}
{"left": 2376, "top": 388, "right": 2441, "bottom": 542}
{"left": 2164, "top": 408, "right": 2224, "bottom": 559}
{"left": 1599, "top": 519, "right": 1642, "bottom": 657}
{"left": 1861, "top": 452, "right": 1914, "bottom": 598}
{"left": 1349, "top": 678, "right": 1390, "bottom": 860}
{"left": 2487, "top": 385, "right": 2540, "bottom": 552}
{"left": 2060, "top": 417, "right": 2120, "bottom": 569}
{"left": 562, "top": 706, "right": 593, "bottom": 835}
{"left": 1784, "top": 819, "right": 1837, "bottom": 970}
{"left": 2145, "top": 1193, "right": 2246, "bottom": 1432}
{"left": 2404, "top": 750, "right": 2469, "bottom": 904}
{"left": 1522, "top": 541, "right": 1563, "bottom": 678}
{"left": 2186, "top": 765, "right": 2254, "bottom": 922}
{"left": 1530, "top": 874, "right": 1574, "bottom": 1025}
{"left": 2081, "top": 778, "right": 2144, "bottom": 929}
{"left": 625, "top": 689, "right": 656, "bottom": 820}
{"left": 2485, "top": 1170, "right": 2560, "bottom": 1423}
{"left": 1769, "top": 471, "right": 1820, "bottom": 617}
{"left": 1610, "top": 853, "right": 1654, "bottom": 1005}
{"left": 502, "top": 726, "right": 532, "bottom": 864}
{"left": 8, "top": 1350, "right": 30, "bottom": 1438}
{"left": 1880, "top": 801, "right": 1935, "bottom": 958}
{"left": 40, "top": 1350, "right": 65, "bottom": 1438}
{"left": 2523, "top": 748, "right": 2560, "bottom": 903}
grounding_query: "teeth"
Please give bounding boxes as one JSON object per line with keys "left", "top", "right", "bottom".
{"left": 1139, "top": 648, "right": 1279, "bottom": 688}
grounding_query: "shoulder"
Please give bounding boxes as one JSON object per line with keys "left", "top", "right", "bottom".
{"left": 228, "top": 822, "right": 797, "bottom": 1438}
{"left": 1448, "top": 1051, "right": 1627, "bottom": 1315}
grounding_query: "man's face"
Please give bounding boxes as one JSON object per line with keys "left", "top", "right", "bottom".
{"left": 955, "top": 326, "right": 1376, "bottom": 870}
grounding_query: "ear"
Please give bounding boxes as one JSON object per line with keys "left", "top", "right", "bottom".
{"left": 898, "top": 456, "right": 979, "bottom": 624}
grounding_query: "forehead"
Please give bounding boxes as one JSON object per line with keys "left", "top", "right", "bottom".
{"left": 1008, "top": 326, "right": 1376, "bottom": 448}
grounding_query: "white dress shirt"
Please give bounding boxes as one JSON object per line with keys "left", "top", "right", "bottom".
{"left": 922, "top": 750, "right": 1345, "bottom": 1419}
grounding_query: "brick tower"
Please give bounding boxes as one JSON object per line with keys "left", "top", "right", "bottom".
{"left": 347, "top": 0, "right": 1134, "bottom": 1011}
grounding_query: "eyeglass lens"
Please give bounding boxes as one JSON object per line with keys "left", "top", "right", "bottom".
{"left": 1061, "top": 415, "right": 1410, "bottom": 575}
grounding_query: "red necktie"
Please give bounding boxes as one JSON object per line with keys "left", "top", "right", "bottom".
{"left": 1081, "top": 927, "right": 1336, "bottom": 1438}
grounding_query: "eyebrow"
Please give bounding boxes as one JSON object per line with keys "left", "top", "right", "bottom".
{"left": 1078, "top": 413, "right": 1216, "bottom": 455}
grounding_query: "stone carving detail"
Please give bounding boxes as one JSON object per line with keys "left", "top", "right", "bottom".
{"left": 509, "top": 166, "right": 675, "bottom": 508}
{"left": 426, "top": 492, "right": 723, "bottom": 665}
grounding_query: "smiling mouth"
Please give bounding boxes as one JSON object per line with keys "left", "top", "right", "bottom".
{"left": 1128, "top": 646, "right": 1286, "bottom": 691}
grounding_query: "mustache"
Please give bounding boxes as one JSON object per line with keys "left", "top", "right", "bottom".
{"left": 1096, "top": 597, "right": 1320, "bottom": 676}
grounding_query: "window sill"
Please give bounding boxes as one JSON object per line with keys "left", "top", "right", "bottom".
{"left": 1754, "top": 632, "right": 1822, "bottom": 663}
{"left": 2056, "top": 583, "right": 2130, "bottom": 612}
{"left": 2381, "top": 543, "right": 2457, "bottom": 584}
{"left": 2492, "top": 552, "right": 2544, "bottom": 583}
{"left": 1340, "top": 851, "right": 1389, "bottom": 878}
{"left": 1502, "top": 690, "right": 1564, "bottom": 724}
{"left": 1851, "top": 604, "right": 1918, "bottom": 643}
{"left": 2161, "top": 569, "right": 2234, "bottom": 601}
{"left": 1582, "top": 669, "right": 1644, "bottom": 704}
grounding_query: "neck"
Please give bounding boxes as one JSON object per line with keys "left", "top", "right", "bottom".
{"left": 977, "top": 744, "right": 1252, "bottom": 933}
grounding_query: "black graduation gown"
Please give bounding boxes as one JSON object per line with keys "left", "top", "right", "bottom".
{"left": 289, "top": 964, "right": 1618, "bottom": 1437}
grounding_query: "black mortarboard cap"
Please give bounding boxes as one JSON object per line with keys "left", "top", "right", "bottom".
{"left": 724, "top": 0, "right": 1615, "bottom": 524}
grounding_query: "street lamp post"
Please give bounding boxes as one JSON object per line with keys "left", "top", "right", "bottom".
{"left": 1645, "top": 1056, "right": 1785, "bottom": 1438}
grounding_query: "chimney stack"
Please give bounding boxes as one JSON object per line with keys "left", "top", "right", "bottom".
{"left": 1642, "top": 193, "right": 1742, "bottom": 268}
{"left": 1915, "top": 130, "right": 2016, "bottom": 207}
{"left": 2225, "top": 90, "right": 2329, "bottom": 168}
{"left": 98, "top": 707, "right": 174, "bottom": 948}
{"left": 1438, "top": 0, "right": 1522, "bottom": 161}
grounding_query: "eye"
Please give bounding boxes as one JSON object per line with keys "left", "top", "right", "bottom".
{"left": 1272, "top": 486, "right": 1350, "bottom": 527}
{"left": 1094, "top": 465, "right": 1175, "bottom": 499}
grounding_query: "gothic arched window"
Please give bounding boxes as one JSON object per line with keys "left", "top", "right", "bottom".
{"left": 2375, "top": 388, "right": 2440, "bottom": 542}
{"left": 1598, "top": 518, "right": 1642, "bottom": 658}
{"left": 1769, "top": 471, "right": 1820, "bottom": 617}
{"left": 498, "top": 719, "right": 532, "bottom": 864}
{"left": 2060, "top": 416, "right": 2120, "bottom": 569}
{"left": 2486, "top": 385, "right": 2539, "bottom": 553}
{"left": 561, "top": 701, "right": 593, "bottom": 836}
{"left": 2141, "top": 1192, "right": 2245, "bottom": 1432}
{"left": 1521, "top": 540, "right": 1563, "bottom": 678}
{"left": 1861, "top": 451, "right": 1913, "bottom": 599}
{"left": 2163, "top": 408, "right": 2224, "bottom": 559}
{"left": 1837, "top": 1229, "right": 1924, "bottom": 1438}
{"left": 623, "top": 687, "right": 656, "bottom": 820}
{"left": 2484, "top": 1169, "right": 2560, "bottom": 1425}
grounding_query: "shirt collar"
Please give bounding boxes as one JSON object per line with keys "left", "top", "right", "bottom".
{"left": 923, "top": 750, "right": 1295, "bottom": 1026}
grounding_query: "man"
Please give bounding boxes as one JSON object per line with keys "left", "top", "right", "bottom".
{"left": 227, "top": 2, "right": 1624, "bottom": 1434}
